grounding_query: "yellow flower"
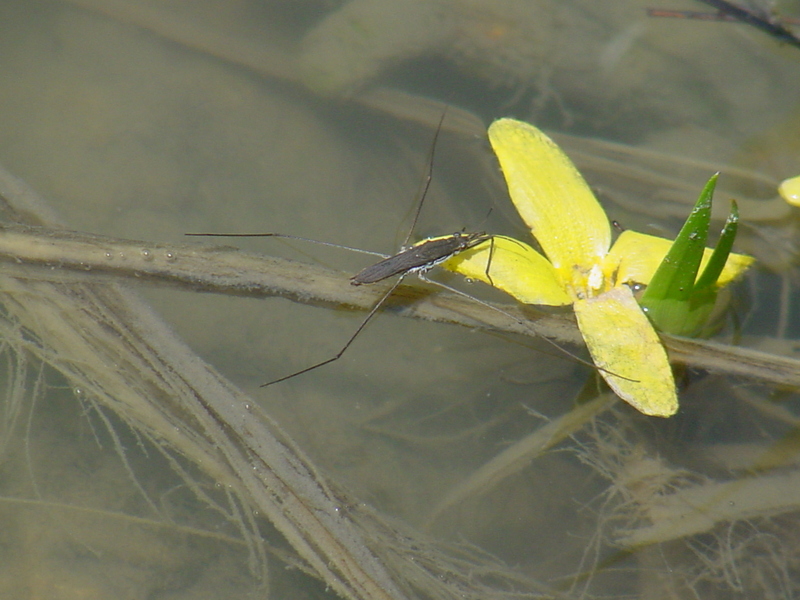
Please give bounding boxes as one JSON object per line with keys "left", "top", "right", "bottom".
{"left": 442, "top": 119, "right": 753, "bottom": 417}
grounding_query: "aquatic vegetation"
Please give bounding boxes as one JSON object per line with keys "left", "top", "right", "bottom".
{"left": 443, "top": 118, "right": 753, "bottom": 416}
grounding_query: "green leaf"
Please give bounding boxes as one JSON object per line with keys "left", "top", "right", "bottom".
{"left": 640, "top": 174, "right": 722, "bottom": 336}
{"left": 641, "top": 173, "right": 717, "bottom": 305}
{"left": 694, "top": 200, "right": 739, "bottom": 291}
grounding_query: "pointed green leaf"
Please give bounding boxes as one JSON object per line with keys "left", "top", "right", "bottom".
{"left": 640, "top": 173, "right": 718, "bottom": 305}
{"left": 670, "top": 200, "right": 740, "bottom": 336}
{"left": 640, "top": 174, "right": 725, "bottom": 335}
{"left": 694, "top": 200, "right": 739, "bottom": 291}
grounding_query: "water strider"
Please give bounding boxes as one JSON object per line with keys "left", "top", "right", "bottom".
{"left": 187, "top": 112, "right": 505, "bottom": 385}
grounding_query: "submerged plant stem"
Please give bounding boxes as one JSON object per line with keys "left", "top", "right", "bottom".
{"left": 0, "top": 223, "right": 795, "bottom": 389}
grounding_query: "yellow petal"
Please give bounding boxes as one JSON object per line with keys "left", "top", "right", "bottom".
{"left": 573, "top": 286, "right": 678, "bottom": 417}
{"left": 606, "top": 230, "right": 675, "bottom": 285}
{"left": 715, "top": 253, "right": 755, "bottom": 286}
{"left": 779, "top": 175, "right": 800, "bottom": 206}
{"left": 607, "top": 230, "right": 754, "bottom": 288}
{"left": 442, "top": 235, "right": 572, "bottom": 306}
{"left": 488, "top": 119, "right": 611, "bottom": 275}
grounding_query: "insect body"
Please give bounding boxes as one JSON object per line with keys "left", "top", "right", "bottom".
{"left": 351, "top": 232, "right": 491, "bottom": 285}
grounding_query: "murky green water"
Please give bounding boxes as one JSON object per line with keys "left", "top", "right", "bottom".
{"left": 0, "top": 1, "right": 799, "bottom": 598}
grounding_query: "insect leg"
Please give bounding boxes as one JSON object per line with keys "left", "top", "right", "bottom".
{"left": 260, "top": 275, "right": 406, "bottom": 387}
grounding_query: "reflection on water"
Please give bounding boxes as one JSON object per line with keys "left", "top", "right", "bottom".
{"left": 0, "top": 0, "right": 799, "bottom": 598}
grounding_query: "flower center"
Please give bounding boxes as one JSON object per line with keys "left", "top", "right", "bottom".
{"left": 564, "top": 263, "right": 609, "bottom": 300}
